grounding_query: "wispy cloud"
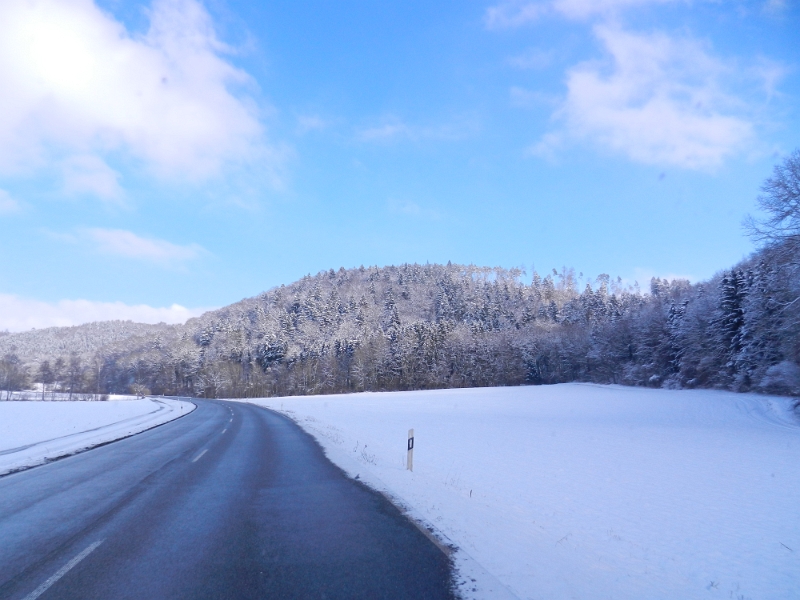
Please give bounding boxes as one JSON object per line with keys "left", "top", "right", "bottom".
{"left": 0, "top": 293, "right": 211, "bottom": 332}
{"left": 357, "top": 115, "right": 478, "bottom": 143}
{"left": 61, "top": 155, "right": 124, "bottom": 202}
{"left": 485, "top": 2, "right": 549, "bottom": 29}
{"left": 0, "top": 0, "right": 281, "bottom": 193}
{"left": 82, "top": 228, "right": 205, "bottom": 265}
{"left": 485, "top": 0, "right": 679, "bottom": 27}
{"left": 0, "top": 189, "right": 21, "bottom": 214}
{"left": 359, "top": 122, "right": 413, "bottom": 142}
{"left": 532, "top": 25, "right": 755, "bottom": 170}
{"left": 387, "top": 199, "right": 441, "bottom": 220}
{"left": 551, "top": 0, "right": 679, "bottom": 19}
{"left": 296, "top": 114, "right": 330, "bottom": 134}
{"left": 752, "top": 57, "right": 787, "bottom": 101}
{"left": 763, "top": 0, "right": 787, "bottom": 14}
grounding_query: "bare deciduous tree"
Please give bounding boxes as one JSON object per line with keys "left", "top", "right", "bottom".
{"left": 745, "top": 148, "right": 800, "bottom": 257}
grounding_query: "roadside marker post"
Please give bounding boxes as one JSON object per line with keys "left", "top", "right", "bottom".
{"left": 407, "top": 429, "right": 414, "bottom": 472}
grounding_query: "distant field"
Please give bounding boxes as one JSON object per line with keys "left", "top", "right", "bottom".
{"left": 245, "top": 384, "right": 800, "bottom": 600}
{"left": 0, "top": 397, "right": 194, "bottom": 475}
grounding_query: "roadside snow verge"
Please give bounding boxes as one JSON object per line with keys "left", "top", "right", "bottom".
{"left": 238, "top": 395, "right": 520, "bottom": 600}
{"left": 0, "top": 397, "right": 195, "bottom": 476}
{"left": 247, "top": 399, "right": 516, "bottom": 600}
{"left": 237, "top": 385, "right": 800, "bottom": 600}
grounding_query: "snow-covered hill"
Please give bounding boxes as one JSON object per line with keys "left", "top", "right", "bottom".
{"left": 243, "top": 384, "right": 800, "bottom": 600}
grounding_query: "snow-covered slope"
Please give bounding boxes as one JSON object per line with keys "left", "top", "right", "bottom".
{"left": 243, "top": 384, "right": 800, "bottom": 600}
{"left": 0, "top": 397, "right": 194, "bottom": 476}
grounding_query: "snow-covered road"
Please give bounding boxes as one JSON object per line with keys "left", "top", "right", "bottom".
{"left": 242, "top": 384, "right": 800, "bottom": 600}
{"left": 0, "top": 397, "right": 195, "bottom": 476}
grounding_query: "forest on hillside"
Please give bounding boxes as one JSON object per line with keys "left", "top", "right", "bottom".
{"left": 1, "top": 152, "right": 799, "bottom": 401}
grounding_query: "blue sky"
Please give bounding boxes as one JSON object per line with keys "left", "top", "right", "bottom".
{"left": 0, "top": 0, "right": 798, "bottom": 330}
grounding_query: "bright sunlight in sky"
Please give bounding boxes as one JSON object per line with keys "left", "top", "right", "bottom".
{"left": 0, "top": 0, "right": 798, "bottom": 330}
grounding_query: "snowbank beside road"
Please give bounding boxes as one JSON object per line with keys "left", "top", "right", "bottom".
{"left": 243, "top": 384, "right": 800, "bottom": 600}
{"left": 0, "top": 397, "right": 194, "bottom": 476}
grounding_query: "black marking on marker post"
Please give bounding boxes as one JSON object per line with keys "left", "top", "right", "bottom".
{"left": 408, "top": 437, "right": 414, "bottom": 451}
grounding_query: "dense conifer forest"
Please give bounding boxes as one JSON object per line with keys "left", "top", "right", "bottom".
{"left": 2, "top": 152, "right": 799, "bottom": 400}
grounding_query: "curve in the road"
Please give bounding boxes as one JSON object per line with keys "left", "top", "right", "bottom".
{"left": 0, "top": 400, "right": 456, "bottom": 600}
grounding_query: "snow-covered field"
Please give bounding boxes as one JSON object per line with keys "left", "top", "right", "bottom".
{"left": 0, "top": 397, "right": 194, "bottom": 476}
{"left": 243, "top": 384, "right": 800, "bottom": 600}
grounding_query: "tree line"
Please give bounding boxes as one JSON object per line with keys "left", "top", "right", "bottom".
{"left": 1, "top": 151, "right": 798, "bottom": 401}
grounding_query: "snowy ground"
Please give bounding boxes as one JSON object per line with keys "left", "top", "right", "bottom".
{"left": 0, "top": 396, "right": 195, "bottom": 476}
{"left": 242, "top": 384, "right": 800, "bottom": 600}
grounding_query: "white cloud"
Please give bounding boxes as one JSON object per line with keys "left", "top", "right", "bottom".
{"left": 357, "top": 116, "right": 478, "bottom": 143}
{"left": 0, "top": 0, "right": 276, "bottom": 191}
{"left": 763, "top": 0, "right": 787, "bottom": 13}
{"left": 485, "top": 0, "right": 679, "bottom": 27}
{"left": 485, "top": 2, "right": 549, "bottom": 29}
{"left": 61, "top": 155, "right": 124, "bottom": 201}
{"left": 752, "top": 57, "right": 787, "bottom": 101}
{"left": 0, "top": 189, "right": 21, "bottom": 213}
{"left": 83, "top": 228, "right": 205, "bottom": 264}
{"left": 535, "top": 25, "right": 753, "bottom": 169}
{"left": 296, "top": 115, "right": 330, "bottom": 134}
{"left": 0, "top": 293, "right": 210, "bottom": 332}
{"left": 359, "top": 122, "right": 413, "bottom": 142}
{"left": 551, "top": 0, "right": 678, "bottom": 19}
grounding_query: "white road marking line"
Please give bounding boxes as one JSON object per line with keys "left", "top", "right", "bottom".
{"left": 222, "top": 428, "right": 227, "bottom": 434}
{"left": 192, "top": 449, "right": 208, "bottom": 463}
{"left": 24, "top": 540, "right": 104, "bottom": 600}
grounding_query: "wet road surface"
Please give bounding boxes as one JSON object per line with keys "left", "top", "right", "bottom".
{"left": 0, "top": 400, "right": 456, "bottom": 599}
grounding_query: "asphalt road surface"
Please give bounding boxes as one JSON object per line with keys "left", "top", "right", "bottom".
{"left": 0, "top": 400, "right": 456, "bottom": 599}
